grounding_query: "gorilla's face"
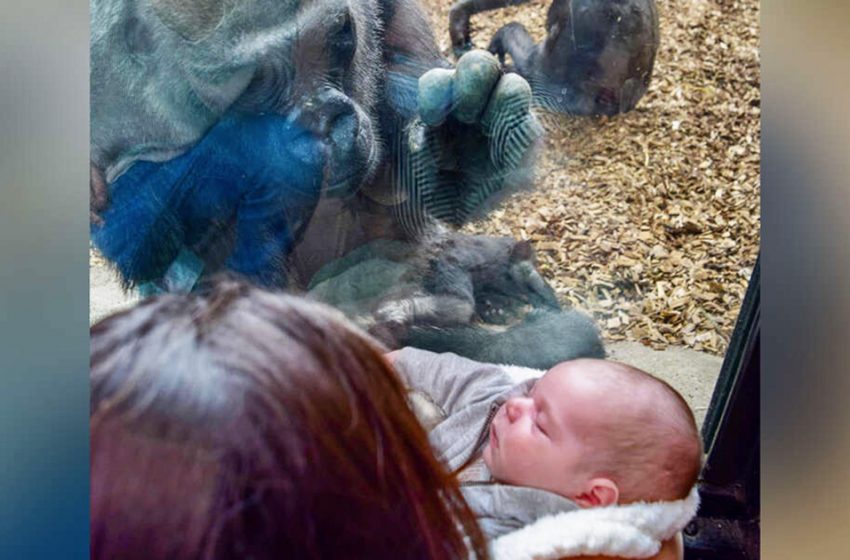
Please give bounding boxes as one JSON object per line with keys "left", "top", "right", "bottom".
{"left": 232, "top": 0, "right": 385, "bottom": 197}
{"left": 568, "top": 0, "right": 658, "bottom": 115}
{"left": 92, "top": 0, "right": 384, "bottom": 195}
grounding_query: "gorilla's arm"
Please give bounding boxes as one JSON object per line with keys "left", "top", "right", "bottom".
{"left": 448, "top": 0, "right": 529, "bottom": 53}
{"left": 404, "top": 309, "right": 606, "bottom": 370}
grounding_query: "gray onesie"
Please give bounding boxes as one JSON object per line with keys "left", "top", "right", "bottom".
{"left": 392, "top": 347, "right": 580, "bottom": 538}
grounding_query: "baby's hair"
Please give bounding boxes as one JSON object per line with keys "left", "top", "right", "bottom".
{"left": 577, "top": 360, "right": 703, "bottom": 503}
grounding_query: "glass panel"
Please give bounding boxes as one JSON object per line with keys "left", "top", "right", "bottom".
{"left": 89, "top": 0, "right": 760, "bottom": 430}
{"left": 416, "top": 0, "right": 760, "bottom": 429}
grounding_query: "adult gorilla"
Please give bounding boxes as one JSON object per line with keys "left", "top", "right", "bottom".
{"left": 90, "top": 0, "right": 541, "bottom": 290}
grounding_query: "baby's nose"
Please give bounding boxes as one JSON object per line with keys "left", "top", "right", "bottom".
{"left": 505, "top": 397, "right": 533, "bottom": 423}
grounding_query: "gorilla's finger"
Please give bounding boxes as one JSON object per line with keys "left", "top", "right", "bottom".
{"left": 481, "top": 74, "right": 540, "bottom": 170}
{"left": 452, "top": 50, "right": 501, "bottom": 124}
{"left": 480, "top": 72, "right": 532, "bottom": 135}
{"left": 418, "top": 68, "right": 455, "bottom": 126}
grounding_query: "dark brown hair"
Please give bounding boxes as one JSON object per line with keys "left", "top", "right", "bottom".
{"left": 91, "top": 279, "right": 488, "bottom": 559}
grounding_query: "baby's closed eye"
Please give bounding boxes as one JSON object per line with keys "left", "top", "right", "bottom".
{"left": 535, "top": 417, "right": 549, "bottom": 437}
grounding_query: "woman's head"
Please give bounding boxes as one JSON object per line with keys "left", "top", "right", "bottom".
{"left": 91, "top": 279, "right": 486, "bottom": 559}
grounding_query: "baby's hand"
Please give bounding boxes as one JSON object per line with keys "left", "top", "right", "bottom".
{"left": 384, "top": 350, "right": 402, "bottom": 365}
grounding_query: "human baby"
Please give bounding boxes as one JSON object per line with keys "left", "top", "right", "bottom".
{"left": 482, "top": 357, "right": 702, "bottom": 507}
{"left": 388, "top": 347, "right": 703, "bottom": 544}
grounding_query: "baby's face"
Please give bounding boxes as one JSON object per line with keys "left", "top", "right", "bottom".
{"left": 482, "top": 361, "right": 617, "bottom": 499}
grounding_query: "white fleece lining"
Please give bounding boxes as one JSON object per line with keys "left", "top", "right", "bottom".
{"left": 500, "top": 364, "right": 545, "bottom": 384}
{"left": 491, "top": 486, "right": 700, "bottom": 560}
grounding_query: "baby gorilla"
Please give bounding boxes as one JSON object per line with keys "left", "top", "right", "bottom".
{"left": 449, "top": 0, "right": 660, "bottom": 115}
{"left": 484, "top": 359, "right": 702, "bottom": 506}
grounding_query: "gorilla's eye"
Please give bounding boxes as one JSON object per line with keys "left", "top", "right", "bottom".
{"left": 329, "top": 11, "right": 357, "bottom": 69}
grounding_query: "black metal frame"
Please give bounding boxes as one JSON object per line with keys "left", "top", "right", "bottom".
{"left": 684, "top": 256, "right": 760, "bottom": 560}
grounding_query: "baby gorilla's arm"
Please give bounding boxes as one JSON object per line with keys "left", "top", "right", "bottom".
{"left": 562, "top": 533, "right": 683, "bottom": 560}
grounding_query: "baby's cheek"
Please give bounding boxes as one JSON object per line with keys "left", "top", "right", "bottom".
{"left": 506, "top": 438, "right": 538, "bottom": 468}
{"left": 482, "top": 444, "right": 493, "bottom": 466}
{"left": 504, "top": 455, "right": 540, "bottom": 487}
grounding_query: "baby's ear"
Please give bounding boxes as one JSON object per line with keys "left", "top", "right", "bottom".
{"left": 574, "top": 478, "right": 619, "bottom": 508}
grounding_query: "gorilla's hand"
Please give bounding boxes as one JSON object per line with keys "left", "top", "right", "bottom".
{"left": 410, "top": 50, "right": 542, "bottom": 225}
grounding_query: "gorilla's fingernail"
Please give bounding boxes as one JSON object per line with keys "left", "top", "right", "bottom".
{"left": 418, "top": 68, "right": 455, "bottom": 126}
{"left": 453, "top": 50, "right": 501, "bottom": 124}
{"left": 495, "top": 73, "right": 533, "bottom": 104}
{"left": 407, "top": 118, "right": 430, "bottom": 153}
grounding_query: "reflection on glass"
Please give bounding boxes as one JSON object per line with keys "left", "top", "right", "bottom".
{"left": 89, "top": 0, "right": 760, "bottom": 381}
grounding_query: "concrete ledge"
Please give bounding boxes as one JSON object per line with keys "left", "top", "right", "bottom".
{"left": 607, "top": 342, "right": 722, "bottom": 427}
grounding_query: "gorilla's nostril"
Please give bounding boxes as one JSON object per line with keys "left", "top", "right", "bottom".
{"left": 292, "top": 88, "right": 366, "bottom": 197}
{"left": 329, "top": 112, "right": 358, "bottom": 147}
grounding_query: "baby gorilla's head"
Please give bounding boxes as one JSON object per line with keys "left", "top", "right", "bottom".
{"left": 483, "top": 359, "right": 701, "bottom": 507}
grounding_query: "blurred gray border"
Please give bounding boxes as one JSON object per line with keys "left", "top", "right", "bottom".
{"left": 762, "top": 1, "right": 850, "bottom": 557}
{"left": 0, "top": 1, "right": 90, "bottom": 557}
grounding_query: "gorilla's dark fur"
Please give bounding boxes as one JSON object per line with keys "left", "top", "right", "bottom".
{"left": 449, "top": 0, "right": 660, "bottom": 115}
{"left": 91, "top": 0, "right": 541, "bottom": 290}
{"left": 307, "top": 228, "right": 605, "bottom": 369}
